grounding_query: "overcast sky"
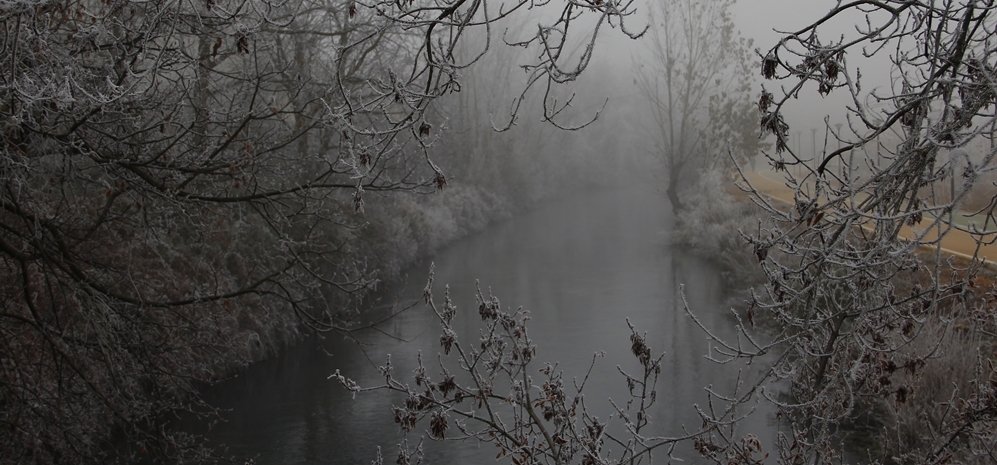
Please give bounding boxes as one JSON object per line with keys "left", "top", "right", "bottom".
{"left": 499, "top": 0, "right": 903, "bottom": 160}
{"left": 730, "top": 0, "right": 897, "bottom": 138}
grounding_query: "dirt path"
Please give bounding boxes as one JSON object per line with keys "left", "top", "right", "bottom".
{"left": 741, "top": 172, "right": 997, "bottom": 268}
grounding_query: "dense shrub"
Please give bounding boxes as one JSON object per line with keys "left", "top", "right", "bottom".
{"left": 672, "top": 170, "right": 763, "bottom": 283}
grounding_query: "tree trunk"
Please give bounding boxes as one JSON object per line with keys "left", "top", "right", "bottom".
{"left": 193, "top": 34, "right": 212, "bottom": 154}
{"left": 666, "top": 178, "right": 684, "bottom": 213}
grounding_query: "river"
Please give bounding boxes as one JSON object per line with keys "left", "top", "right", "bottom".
{"left": 189, "top": 186, "right": 778, "bottom": 464}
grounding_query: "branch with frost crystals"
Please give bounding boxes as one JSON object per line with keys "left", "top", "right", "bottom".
{"left": 334, "top": 265, "right": 726, "bottom": 464}
{"left": 697, "top": 1, "right": 997, "bottom": 463}
{"left": 329, "top": 369, "right": 362, "bottom": 398}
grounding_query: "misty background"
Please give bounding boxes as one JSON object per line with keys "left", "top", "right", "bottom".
{"left": 3, "top": 0, "right": 995, "bottom": 464}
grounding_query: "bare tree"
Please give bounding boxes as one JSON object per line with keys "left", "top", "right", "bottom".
{"left": 634, "top": 0, "right": 755, "bottom": 212}
{"left": 345, "top": 2, "right": 997, "bottom": 465}
{"left": 0, "top": 0, "right": 644, "bottom": 463}
{"left": 711, "top": 1, "right": 997, "bottom": 463}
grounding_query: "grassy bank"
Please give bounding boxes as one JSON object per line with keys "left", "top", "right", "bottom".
{"left": 673, "top": 170, "right": 996, "bottom": 464}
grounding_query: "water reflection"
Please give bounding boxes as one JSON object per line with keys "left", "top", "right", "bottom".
{"left": 193, "top": 187, "right": 777, "bottom": 464}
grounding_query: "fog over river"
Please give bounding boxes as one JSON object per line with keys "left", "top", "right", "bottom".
{"left": 190, "top": 186, "right": 779, "bottom": 464}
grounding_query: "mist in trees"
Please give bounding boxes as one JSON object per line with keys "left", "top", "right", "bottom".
{"left": 338, "top": 1, "right": 997, "bottom": 464}
{"left": 3, "top": 0, "right": 996, "bottom": 464}
{"left": 634, "top": 0, "right": 758, "bottom": 212}
{"left": 0, "top": 1, "right": 646, "bottom": 462}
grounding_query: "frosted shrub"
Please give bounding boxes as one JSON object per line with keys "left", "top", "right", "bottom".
{"left": 673, "top": 170, "right": 761, "bottom": 282}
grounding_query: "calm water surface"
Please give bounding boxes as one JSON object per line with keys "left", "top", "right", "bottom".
{"left": 193, "top": 187, "right": 777, "bottom": 464}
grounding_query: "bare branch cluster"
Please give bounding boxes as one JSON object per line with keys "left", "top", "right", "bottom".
{"left": 335, "top": 267, "right": 724, "bottom": 465}
{"left": 0, "top": 0, "right": 642, "bottom": 462}
{"left": 336, "top": 2, "right": 997, "bottom": 465}
{"left": 726, "top": 1, "right": 997, "bottom": 463}
{"left": 634, "top": 0, "right": 759, "bottom": 212}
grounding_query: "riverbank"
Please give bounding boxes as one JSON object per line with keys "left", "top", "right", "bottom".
{"left": 155, "top": 179, "right": 656, "bottom": 463}
{"left": 265, "top": 185, "right": 510, "bottom": 348}
{"left": 693, "top": 169, "right": 997, "bottom": 464}
{"left": 184, "top": 185, "right": 780, "bottom": 465}
{"left": 670, "top": 170, "right": 766, "bottom": 285}
{"left": 743, "top": 171, "right": 997, "bottom": 267}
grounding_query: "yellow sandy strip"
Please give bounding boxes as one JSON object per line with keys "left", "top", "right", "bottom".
{"left": 741, "top": 172, "right": 997, "bottom": 268}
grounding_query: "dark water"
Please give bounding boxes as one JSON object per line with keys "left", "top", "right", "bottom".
{"left": 193, "top": 187, "right": 777, "bottom": 464}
